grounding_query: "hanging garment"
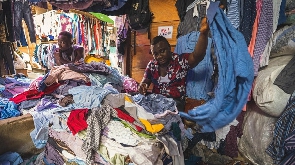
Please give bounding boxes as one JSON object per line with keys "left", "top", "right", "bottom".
{"left": 177, "top": 7, "right": 200, "bottom": 38}
{"left": 13, "top": 0, "right": 36, "bottom": 43}
{"left": 225, "top": 0, "right": 239, "bottom": 29}
{"left": 0, "top": 43, "right": 15, "bottom": 75}
{"left": 175, "top": 0, "right": 195, "bottom": 22}
{"left": 60, "top": 13, "right": 72, "bottom": 33}
{"left": 48, "top": 0, "right": 93, "bottom": 10}
{"left": 179, "top": 3, "right": 254, "bottom": 132}
{"left": 248, "top": 0, "right": 263, "bottom": 56}
{"left": 1, "top": 0, "right": 14, "bottom": 42}
{"left": 174, "top": 31, "right": 213, "bottom": 101}
{"left": 252, "top": 0, "right": 273, "bottom": 76}
{"left": 239, "top": 0, "right": 256, "bottom": 46}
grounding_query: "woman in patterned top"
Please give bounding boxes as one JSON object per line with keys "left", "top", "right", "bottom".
{"left": 54, "top": 31, "right": 84, "bottom": 66}
{"left": 138, "top": 17, "right": 209, "bottom": 111}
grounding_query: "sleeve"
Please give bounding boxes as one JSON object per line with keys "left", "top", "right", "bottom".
{"left": 180, "top": 53, "right": 191, "bottom": 68}
{"left": 143, "top": 61, "right": 153, "bottom": 80}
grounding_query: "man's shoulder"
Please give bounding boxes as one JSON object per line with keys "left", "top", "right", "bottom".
{"left": 172, "top": 52, "right": 190, "bottom": 60}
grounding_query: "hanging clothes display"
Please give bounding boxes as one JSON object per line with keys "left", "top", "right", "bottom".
{"left": 0, "top": 42, "right": 15, "bottom": 76}
{"left": 13, "top": 0, "right": 36, "bottom": 43}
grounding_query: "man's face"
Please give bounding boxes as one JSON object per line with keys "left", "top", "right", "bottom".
{"left": 58, "top": 35, "right": 72, "bottom": 52}
{"left": 150, "top": 41, "right": 172, "bottom": 66}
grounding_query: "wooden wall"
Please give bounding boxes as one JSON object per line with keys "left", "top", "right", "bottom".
{"left": 130, "top": 0, "right": 180, "bottom": 83}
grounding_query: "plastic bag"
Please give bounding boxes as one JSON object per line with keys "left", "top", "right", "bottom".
{"left": 238, "top": 101, "right": 277, "bottom": 165}
{"left": 252, "top": 55, "right": 292, "bottom": 117}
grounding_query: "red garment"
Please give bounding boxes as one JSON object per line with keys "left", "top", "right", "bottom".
{"left": 115, "top": 108, "right": 143, "bottom": 132}
{"left": 67, "top": 109, "right": 88, "bottom": 135}
{"left": 115, "top": 108, "right": 135, "bottom": 123}
{"left": 9, "top": 83, "right": 60, "bottom": 104}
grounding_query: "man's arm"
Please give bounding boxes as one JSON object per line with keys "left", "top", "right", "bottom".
{"left": 138, "top": 64, "right": 153, "bottom": 95}
{"left": 188, "top": 17, "right": 210, "bottom": 68}
{"left": 138, "top": 78, "right": 152, "bottom": 95}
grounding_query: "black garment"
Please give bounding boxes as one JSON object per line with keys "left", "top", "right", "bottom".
{"left": 274, "top": 55, "right": 295, "bottom": 94}
{"left": 2, "top": 0, "right": 14, "bottom": 42}
{"left": 173, "top": 97, "right": 185, "bottom": 112}
{"left": 175, "top": 0, "right": 195, "bottom": 22}
{"left": 239, "top": 0, "right": 256, "bottom": 46}
{"left": 100, "top": 0, "right": 132, "bottom": 16}
{"left": 177, "top": 7, "right": 200, "bottom": 38}
{"left": 183, "top": 131, "right": 216, "bottom": 159}
{"left": 0, "top": 42, "right": 15, "bottom": 76}
{"left": 13, "top": 0, "right": 36, "bottom": 43}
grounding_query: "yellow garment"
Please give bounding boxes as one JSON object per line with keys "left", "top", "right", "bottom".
{"left": 84, "top": 55, "right": 111, "bottom": 65}
{"left": 139, "top": 118, "right": 164, "bottom": 134}
{"left": 125, "top": 95, "right": 133, "bottom": 103}
{"left": 105, "top": 59, "right": 111, "bottom": 66}
{"left": 84, "top": 56, "right": 104, "bottom": 63}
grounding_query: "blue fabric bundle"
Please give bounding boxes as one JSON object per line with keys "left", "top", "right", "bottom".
{"left": 174, "top": 31, "right": 214, "bottom": 101}
{"left": 180, "top": 3, "right": 254, "bottom": 132}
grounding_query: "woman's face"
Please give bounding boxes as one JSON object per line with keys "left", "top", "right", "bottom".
{"left": 58, "top": 35, "right": 72, "bottom": 52}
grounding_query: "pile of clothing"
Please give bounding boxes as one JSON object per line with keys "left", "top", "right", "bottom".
{"left": 3, "top": 62, "right": 191, "bottom": 165}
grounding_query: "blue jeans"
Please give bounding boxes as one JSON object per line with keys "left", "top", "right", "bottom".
{"left": 13, "top": 0, "right": 36, "bottom": 43}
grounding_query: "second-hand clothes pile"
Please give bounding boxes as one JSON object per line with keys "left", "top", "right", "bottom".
{"left": 6, "top": 61, "right": 189, "bottom": 165}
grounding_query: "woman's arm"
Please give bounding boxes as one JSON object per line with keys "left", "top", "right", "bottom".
{"left": 74, "top": 47, "right": 85, "bottom": 63}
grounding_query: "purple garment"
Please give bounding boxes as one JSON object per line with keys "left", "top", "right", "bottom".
{"left": 49, "top": 0, "right": 93, "bottom": 11}
{"left": 1, "top": 90, "right": 13, "bottom": 99}
{"left": 44, "top": 143, "right": 64, "bottom": 165}
{"left": 252, "top": 0, "right": 273, "bottom": 76}
{"left": 54, "top": 79, "right": 87, "bottom": 96}
{"left": 36, "top": 97, "right": 58, "bottom": 111}
{"left": 5, "top": 83, "right": 27, "bottom": 96}
{"left": 122, "top": 76, "right": 138, "bottom": 93}
{"left": 67, "top": 62, "right": 111, "bottom": 75}
{"left": 4, "top": 77, "right": 30, "bottom": 86}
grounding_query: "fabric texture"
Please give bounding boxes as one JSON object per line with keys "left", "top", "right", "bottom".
{"left": 180, "top": 4, "right": 254, "bottom": 132}
{"left": 239, "top": 0, "right": 256, "bottom": 46}
{"left": 274, "top": 55, "right": 295, "bottom": 94}
{"left": 132, "top": 94, "right": 177, "bottom": 114}
{"left": 82, "top": 104, "right": 118, "bottom": 163}
{"left": 266, "top": 91, "right": 295, "bottom": 164}
{"left": 252, "top": 0, "right": 273, "bottom": 76}
{"left": 67, "top": 109, "right": 88, "bottom": 135}
{"left": 253, "top": 56, "right": 292, "bottom": 117}
{"left": 174, "top": 31, "right": 213, "bottom": 101}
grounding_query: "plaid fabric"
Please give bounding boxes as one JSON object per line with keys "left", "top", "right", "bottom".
{"left": 82, "top": 104, "right": 118, "bottom": 164}
{"left": 266, "top": 91, "right": 295, "bottom": 164}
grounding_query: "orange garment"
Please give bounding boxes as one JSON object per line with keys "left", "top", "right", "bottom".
{"left": 93, "top": 20, "right": 101, "bottom": 51}
{"left": 248, "top": 0, "right": 263, "bottom": 56}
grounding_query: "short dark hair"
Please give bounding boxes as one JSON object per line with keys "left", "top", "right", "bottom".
{"left": 151, "top": 36, "right": 171, "bottom": 48}
{"left": 59, "top": 31, "right": 73, "bottom": 41}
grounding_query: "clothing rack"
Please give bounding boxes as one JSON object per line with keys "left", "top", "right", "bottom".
{"left": 69, "top": 9, "right": 99, "bottom": 20}
{"left": 40, "top": 41, "right": 58, "bottom": 44}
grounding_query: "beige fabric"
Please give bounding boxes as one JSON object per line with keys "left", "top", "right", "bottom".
{"left": 253, "top": 55, "right": 292, "bottom": 117}
{"left": 45, "top": 65, "right": 90, "bottom": 86}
